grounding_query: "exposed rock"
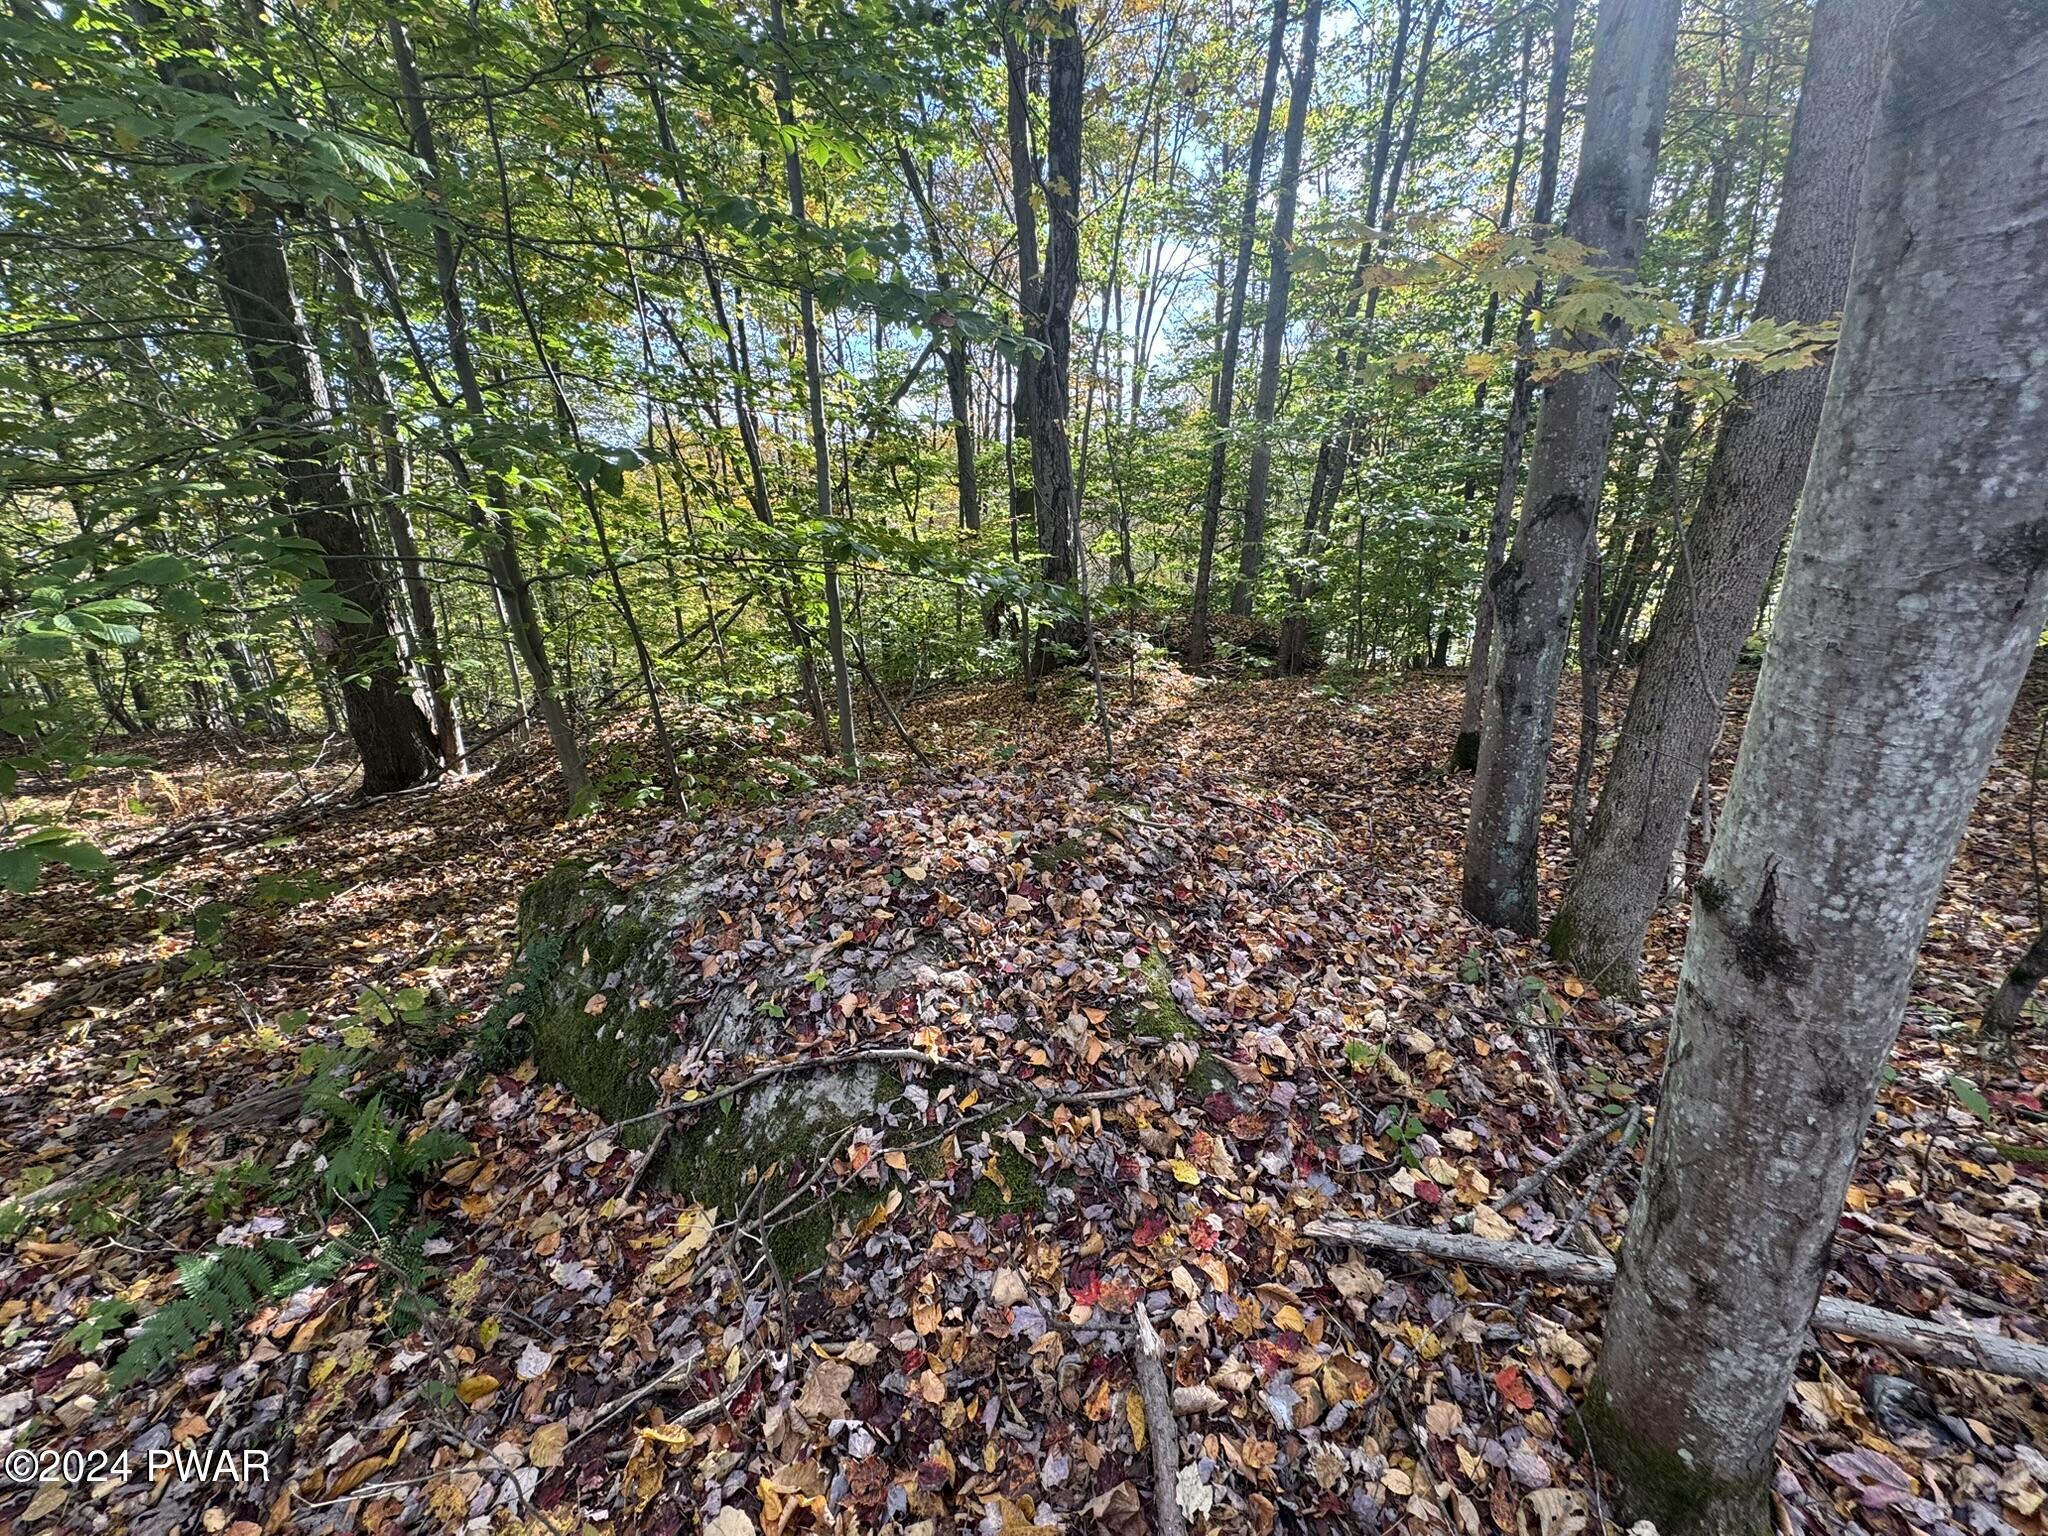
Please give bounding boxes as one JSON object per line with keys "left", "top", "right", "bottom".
{"left": 506, "top": 856, "right": 939, "bottom": 1269}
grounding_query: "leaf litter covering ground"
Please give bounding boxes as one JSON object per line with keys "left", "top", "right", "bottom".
{"left": 2, "top": 664, "right": 2045, "bottom": 1536}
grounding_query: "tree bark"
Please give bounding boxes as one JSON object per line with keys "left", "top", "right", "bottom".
{"left": 1551, "top": 0, "right": 1897, "bottom": 992}
{"left": 1228, "top": 0, "right": 1321, "bottom": 618}
{"left": 1985, "top": 925, "right": 2048, "bottom": 1041}
{"left": 1186, "top": 0, "right": 1289, "bottom": 666}
{"left": 1593, "top": 9, "right": 2048, "bottom": 1530}
{"left": 1461, "top": 0, "right": 1681, "bottom": 933}
{"left": 191, "top": 207, "right": 437, "bottom": 794}
{"left": 1450, "top": 0, "right": 1576, "bottom": 771}
{"left": 1002, "top": 13, "right": 1042, "bottom": 626}
{"left": 1019, "top": 0, "right": 1086, "bottom": 666}
{"left": 770, "top": 0, "right": 859, "bottom": 769}
{"left": 386, "top": 18, "right": 586, "bottom": 792}
{"left": 321, "top": 219, "right": 465, "bottom": 772}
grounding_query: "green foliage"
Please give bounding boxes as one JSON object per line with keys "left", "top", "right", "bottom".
{"left": 1947, "top": 1073, "right": 1996, "bottom": 1127}
{"left": 108, "top": 1239, "right": 341, "bottom": 1389}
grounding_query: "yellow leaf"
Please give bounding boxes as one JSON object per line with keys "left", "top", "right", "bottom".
{"left": 529, "top": 1422, "right": 569, "bottom": 1469}
{"left": 640, "top": 1420, "right": 697, "bottom": 1448}
{"left": 1127, "top": 1390, "right": 1148, "bottom": 1452}
{"left": 1165, "top": 1158, "right": 1201, "bottom": 1186}
{"left": 456, "top": 1373, "right": 500, "bottom": 1405}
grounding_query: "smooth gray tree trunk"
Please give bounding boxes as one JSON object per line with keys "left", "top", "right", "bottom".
{"left": 1461, "top": 0, "right": 1681, "bottom": 932}
{"left": 1551, "top": 0, "right": 1897, "bottom": 992}
{"left": 1228, "top": 0, "right": 1321, "bottom": 617}
{"left": 1593, "top": 8, "right": 2048, "bottom": 1531}
{"left": 1450, "top": 0, "right": 1577, "bottom": 771}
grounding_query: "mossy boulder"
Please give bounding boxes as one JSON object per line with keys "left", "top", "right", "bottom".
{"left": 515, "top": 858, "right": 717, "bottom": 1126}
{"left": 505, "top": 858, "right": 942, "bottom": 1270}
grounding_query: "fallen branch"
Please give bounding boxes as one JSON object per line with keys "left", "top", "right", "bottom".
{"left": 1551, "top": 1105, "right": 1643, "bottom": 1257}
{"left": 655, "top": 1046, "right": 1144, "bottom": 1128}
{"left": 1305, "top": 1218, "right": 2048, "bottom": 1384}
{"left": 1130, "top": 1307, "right": 1188, "bottom": 1536}
{"left": 1493, "top": 1116, "right": 1615, "bottom": 1215}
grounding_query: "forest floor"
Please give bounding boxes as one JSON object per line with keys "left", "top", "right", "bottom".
{"left": 4, "top": 656, "right": 2046, "bottom": 1536}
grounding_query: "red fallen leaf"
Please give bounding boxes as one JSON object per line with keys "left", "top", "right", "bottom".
{"left": 1190, "top": 1215, "right": 1223, "bottom": 1251}
{"left": 1133, "top": 1211, "right": 1170, "bottom": 1246}
{"left": 1069, "top": 1267, "right": 1102, "bottom": 1306}
{"left": 1413, "top": 1177, "right": 1444, "bottom": 1206}
{"left": 1098, "top": 1277, "right": 1143, "bottom": 1311}
{"left": 1204, "top": 1092, "right": 1238, "bottom": 1125}
{"left": 1495, "top": 1365, "right": 1536, "bottom": 1412}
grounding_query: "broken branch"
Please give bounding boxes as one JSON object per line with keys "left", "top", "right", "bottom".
{"left": 1305, "top": 1218, "right": 2048, "bottom": 1384}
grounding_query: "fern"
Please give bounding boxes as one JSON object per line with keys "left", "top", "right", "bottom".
{"left": 107, "top": 1049, "right": 469, "bottom": 1392}
{"left": 112, "top": 1239, "right": 306, "bottom": 1387}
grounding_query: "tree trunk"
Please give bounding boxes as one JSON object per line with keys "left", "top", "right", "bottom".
{"left": 771, "top": 0, "right": 858, "bottom": 769}
{"left": 191, "top": 206, "right": 437, "bottom": 795}
{"left": 1985, "top": 925, "right": 2048, "bottom": 1041}
{"left": 1021, "top": 0, "right": 1085, "bottom": 663}
{"left": 1186, "top": 0, "right": 1289, "bottom": 666}
{"left": 1551, "top": 0, "right": 1897, "bottom": 992}
{"left": 1278, "top": 0, "right": 1443, "bottom": 675}
{"left": 1461, "top": 0, "right": 1681, "bottom": 933}
{"left": 896, "top": 146, "right": 979, "bottom": 534}
{"left": 386, "top": 18, "right": 586, "bottom": 792}
{"left": 1450, "top": 0, "right": 1576, "bottom": 770}
{"left": 321, "top": 218, "right": 465, "bottom": 772}
{"left": 1592, "top": 10, "right": 2048, "bottom": 1532}
{"left": 1228, "top": 0, "right": 1321, "bottom": 618}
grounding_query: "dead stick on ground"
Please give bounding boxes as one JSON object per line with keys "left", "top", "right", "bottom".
{"left": 1492, "top": 1117, "right": 1613, "bottom": 1215}
{"left": 1551, "top": 1106, "right": 1642, "bottom": 1256}
{"left": 653, "top": 1047, "right": 1143, "bottom": 1128}
{"left": 1131, "top": 1307, "right": 1188, "bottom": 1536}
{"left": 1305, "top": 1218, "right": 2048, "bottom": 1384}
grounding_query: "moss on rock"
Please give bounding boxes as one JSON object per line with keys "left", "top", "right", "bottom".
{"left": 502, "top": 858, "right": 939, "bottom": 1267}
{"left": 517, "top": 861, "right": 687, "bottom": 1130}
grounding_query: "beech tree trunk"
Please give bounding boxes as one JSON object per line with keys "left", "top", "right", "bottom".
{"left": 1461, "top": 0, "right": 1680, "bottom": 933}
{"left": 1450, "top": 0, "right": 1576, "bottom": 771}
{"left": 193, "top": 207, "right": 438, "bottom": 795}
{"left": 1186, "top": 0, "right": 1288, "bottom": 667}
{"left": 1593, "top": 10, "right": 2048, "bottom": 1532}
{"left": 1228, "top": 0, "right": 1320, "bottom": 618}
{"left": 1551, "top": 0, "right": 1896, "bottom": 992}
